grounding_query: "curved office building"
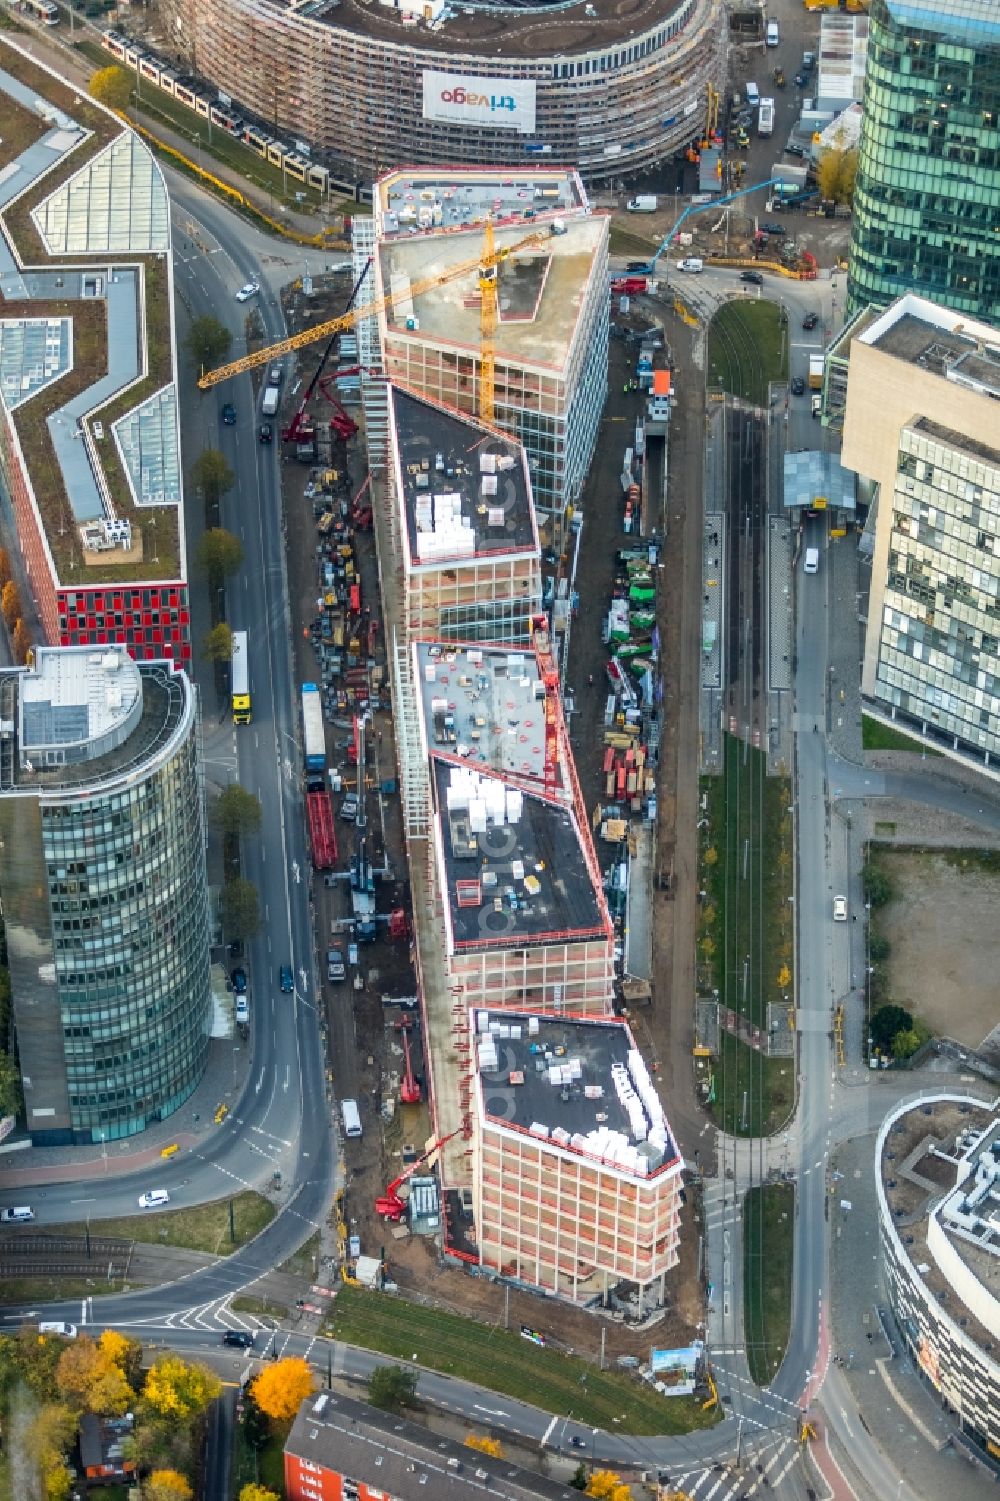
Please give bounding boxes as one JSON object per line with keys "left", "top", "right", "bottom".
{"left": 152, "top": 0, "right": 726, "bottom": 183}
{"left": 0, "top": 647, "right": 210, "bottom": 1145}
{"left": 848, "top": 0, "right": 1000, "bottom": 319}
{"left": 876, "top": 1093, "right": 1000, "bottom": 1458}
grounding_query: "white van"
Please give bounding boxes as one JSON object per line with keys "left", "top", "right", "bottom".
{"left": 746, "top": 81, "right": 760, "bottom": 108}
{"left": 676, "top": 258, "right": 704, "bottom": 273}
{"left": 341, "top": 1098, "right": 362, "bottom": 1138}
{"left": 1, "top": 1205, "right": 34, "bottom": 1223}
{"left": 804, "top": 547, "right": 819, "bottom": 575}
{"left": 766, "top": 19, "right": 779, "bottom": 46}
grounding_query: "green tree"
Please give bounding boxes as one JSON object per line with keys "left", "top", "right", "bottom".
{"left": 868, "top": 932, "right": 891, "bottom": 964}
{"left": 142, "top": 1355, "right": 221, "bottom": 1421}
{"left": 893, "top": 1028, "right": 922, "bottom": 1060}
{"left": 88, "top": 65, "right": 133, "bottom": 113}
{"left": 367, "top": 1365, "right": 417, "bottom": 1413}
{"left": 870, "top": 1003, "right": 913, "bottom": 1054}
{"left": 186, "top": 316, "right": 232, "bottom": 374}
{"left": 191, "top": 453, "right": 236, "bottom": 511}
{"left": 220, "top": 877, "right": 260, "bottom": 940}
{"left": 213, "top": 784, "right": 263, "bottom": 838}
{"left": 203, "top": 622, "right": 234, "bottom": 663}
{"left": 196, "top": 525, "right": 243, "bottom": 587}
{"left": 0, "top": 1053, "right": 21, "bottom": 1119}
{"left": 861, "top": 861, "right": 893, "bottom": 908}
{"left": 569, "top": 1464, "right": 588, "bottom": 1491}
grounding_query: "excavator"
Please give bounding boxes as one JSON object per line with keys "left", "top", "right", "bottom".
{"left": 375, "top": 1130, "right": 459, "bottom": 1222}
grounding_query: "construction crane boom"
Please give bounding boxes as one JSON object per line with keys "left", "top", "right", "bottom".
{"left": 198, "top": 228, "right": 553, "bottom": 391}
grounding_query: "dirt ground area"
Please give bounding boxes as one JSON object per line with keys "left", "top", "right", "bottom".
{"left": 879, "top": 850, "right": 1000, "bottom": 1049}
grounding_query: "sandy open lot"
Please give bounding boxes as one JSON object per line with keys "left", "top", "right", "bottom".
{"left": 879, "top": 851, "right": 1000, "bottom": 1050}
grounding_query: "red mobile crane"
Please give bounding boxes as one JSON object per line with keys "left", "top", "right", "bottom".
{"left": 398, "top": 1020, "right": 421, "bottom": 1106}
{"left": 375, "top": 1130, "right": 459, "bottom": 1222}
{"left": 280, "top": 259, "right": 372, "bottom": 447}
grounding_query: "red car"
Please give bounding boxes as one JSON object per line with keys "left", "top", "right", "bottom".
{"left": 610, "top": 276, "right": 648, "bottom": 295}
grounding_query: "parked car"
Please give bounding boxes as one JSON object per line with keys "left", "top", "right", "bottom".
{"left": 625, "top": 260, "right": 652, "bottom": 273}
{"left": 802, "top": 311, "right": 819, "bottom": 330}
{"left": 258, "top": 422, "right": 273, "bottom": 444}
{"left": 235, "top": 280, "right": 260, "bottom": 302}
{"left": 811, "top": 394, "right": 823, "bottom": 419}
{"left": 833, "top": 896, "right": 848, "bottom": 922}
{"left": 235, "top": 995, "right": 250, "bottom": 1024}
{"left": 761, "top": 222, "right": 786, "bottom": 236}
{"left": 231, "top": 967, "right": 248, "bottom": 994}
{"left": 340, "top": 794, "right": 359, "bottom": 822}
{"left": 802, "top": 51, "right": 816, "bottom": 71}
{"left": 790, "top": 376, "right": 805, "bottom": 396}
{"left": 138, "top": 1190, "right": 170, "bottom": 1209}
{"left": 223, "top": 1330, "right": 255, "bottom": 1348}
{"left": 785, "top": 143, "right": 805, "bottom": 158}
{"left": 222, "top": 402, "right": 236, "bottom": 425}
{"left": 279, "top": 964, "right": 294, "bottom": 994}
{"left": 740, "top": 270, "right": 763, "bottom": 285}
{"left": 327, "top": 948, "right": 346, "bottom": 983}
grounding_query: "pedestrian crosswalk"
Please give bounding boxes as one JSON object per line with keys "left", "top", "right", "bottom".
{"left": 668, "top": 1435, "right": 797, "bottom": 1499}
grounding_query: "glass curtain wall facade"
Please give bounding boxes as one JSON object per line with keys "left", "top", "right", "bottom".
{"left": 0, "top": 659, "right": 210, "bottom": 1144}
{"left": 876, "top": 419, "right": 1000, "bottom": 758}
{"left": 847, "top": 0, "right": 1000, "bottom": 319}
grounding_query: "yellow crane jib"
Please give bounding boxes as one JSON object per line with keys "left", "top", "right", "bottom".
{"left": 197, "top": 227, "right": 552, "bottom": 392}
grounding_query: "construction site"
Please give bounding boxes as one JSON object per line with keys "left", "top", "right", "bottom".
{"left": 198, "top": 160, "right": 704, "bottom": 1357}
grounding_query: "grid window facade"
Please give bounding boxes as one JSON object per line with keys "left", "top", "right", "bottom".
{"left": 58, "top": 584, "right": 192, "bottom": 665}
{"left": 847, "top": 0, "right": 1000, "bottom": 318}
{"left": 874, "top": 423, "right": 1000, "bottom": 756}
{"left": 154, "top": 0, "right": 725, "bottom": 184}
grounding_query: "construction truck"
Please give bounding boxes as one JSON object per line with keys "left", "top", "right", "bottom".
{"left": 809, "top": 353, "right": 825, "bottom": 389}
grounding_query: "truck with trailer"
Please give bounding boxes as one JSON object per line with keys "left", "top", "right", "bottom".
{"left": 808, "top": 353, "right": 825, "bottom": 389}
{"left": 305, "top": 774, "right": 338, "bottom": 871}
{"left": 758, "top": 98, "right": 775, "bottom": 136}
{"left": 301, "top": 682, "right": 326, "bottom": 771}
{"left": 627, "top": 195, "right": 657, "bottom": 213}
{"left": 261, "top": 380, "right": 280, "bottom": 417}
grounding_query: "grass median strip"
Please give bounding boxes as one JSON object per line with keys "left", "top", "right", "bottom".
{"left": 41, "top": 1191, "right": 274, "bottom": 1255}
{"left": 743, "top": 1182, "right": 794, "bottom": 1387}
{"left": 328, "top": 1287, "right": 716, "bottom": 1435}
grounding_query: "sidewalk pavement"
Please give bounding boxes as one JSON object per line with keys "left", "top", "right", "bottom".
{"left": 0, "top": 1034, "right": 252, "bottom": 1187}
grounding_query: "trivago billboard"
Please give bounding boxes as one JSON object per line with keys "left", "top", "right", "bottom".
{"left": 422, "top": 71, "right": 537, "bottom": 134}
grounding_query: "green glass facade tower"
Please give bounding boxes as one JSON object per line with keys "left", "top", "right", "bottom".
{"left": 848, "top": 0, "right": 1000, "bottom": 319}
{"left": 0, "top": 648, "right": 211, "bottom": 1145}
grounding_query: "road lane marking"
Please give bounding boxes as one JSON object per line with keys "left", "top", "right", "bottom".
{"left": 540, "top": 1416, "right": 557, "bottom": 1447}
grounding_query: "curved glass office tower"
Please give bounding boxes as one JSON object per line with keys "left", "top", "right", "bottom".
{"left": 0, "top": 648, "right": 210, "bottom": 1144}
{"left": 847, "top": 0, "right": 1000, "bottom": 320}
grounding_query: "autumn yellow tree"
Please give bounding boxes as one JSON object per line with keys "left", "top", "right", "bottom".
{"left": 27, "top": 1403, "right": 77, "bottom": 1501}
{"left": 238, "top": 1486, "right": 280, "bottom": 1501}
{"left": 585, "top": 1471, "right": 633, "bottom": 1501}
{"left": 0, "top": 547, "right": 11, "bottom": 587}
{"left": 88, "top": 65, "right": 133, "bottom": 113}
{"left": 249, "top": 1357, "right": 315, "bottom": 1422}
{"left": 1, "top": 580, "right": 20, "bottom": 632}
{"left": 142, "top": 1355, "right": 221, "bottom": 1420}
{"left": 99, "top": 1329, "right": 143, "bottom": 1387}
{"left": 56, "top": 1336, "right": 134, "bottom": 1416}
{"left": 13, "top": 618, "right": 31, "bottom": 665}
{"left": 145, "top": 1469, "right": 193, "bottom": 1501}
{"left": 465, "top": 1435, "right": 503, "bottom": 1458}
